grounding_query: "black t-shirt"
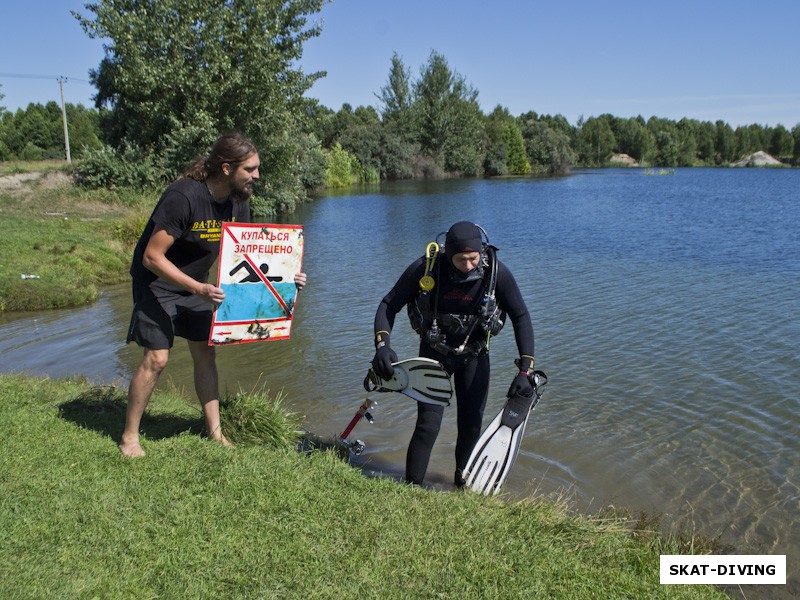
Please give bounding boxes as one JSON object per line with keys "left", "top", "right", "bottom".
{"left": 130, "top": 178, "right": 251, "bottom": 293}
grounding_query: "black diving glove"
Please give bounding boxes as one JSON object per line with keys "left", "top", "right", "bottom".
{"left": 507, "top": 371, "right": 533, "bottom": 398}
{"left": 372, "top": 345, "right": 398, "bottom": 381}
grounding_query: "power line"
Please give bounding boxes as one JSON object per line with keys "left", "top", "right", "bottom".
{"left": 0, "top": 73, "right": 91, "bottom": 84}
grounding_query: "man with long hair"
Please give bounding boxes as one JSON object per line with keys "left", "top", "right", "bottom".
{"left": 121, "top": 133, "right": 306, "bottom": 457}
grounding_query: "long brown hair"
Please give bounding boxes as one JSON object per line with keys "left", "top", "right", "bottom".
{"left": 184, "top": 133, "right": 258, "bottom": 182}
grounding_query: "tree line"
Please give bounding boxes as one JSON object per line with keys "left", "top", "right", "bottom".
{"left": 1, "top": 0, "right": 798, "bottom": 218}
{"left": 307, "top": 50, "right": 799, "bottom": 180}
{"left": 0, "top": 100, "right": 102, "bottom": 161}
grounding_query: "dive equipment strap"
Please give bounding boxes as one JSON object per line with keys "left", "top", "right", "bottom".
{"left": 375, "top": 330, "right": 390, "bottom": 349}
{"left": 516, "top": 355, "right": 535, "bottom": 374}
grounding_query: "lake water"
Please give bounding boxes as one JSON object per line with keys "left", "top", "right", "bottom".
{"left": 2, "top": 168, "right": 798, "bottom": 595}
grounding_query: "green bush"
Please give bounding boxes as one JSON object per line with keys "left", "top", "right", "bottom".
{"left": 378, "top": 132, "right": 416, "bottom": 180}
{"left": 19, "top": 142, "right": 44, "bottom": 161}
{"left": 324, "top": 142, "right": 356, "bottom": 188}
{"left": 73, "top": 143, "right": 164, "bottom": 191}
{"left": 114, "top": 213, "right": 150, "bottom": 246}
{"left": 295, "top": 132, "right": 328, "bottom": 190}
{"left": 250, "top": 175, "right": 306, "bottom": 219}
{"left": 359, "top": 164, "right": 381, "bottom": 184}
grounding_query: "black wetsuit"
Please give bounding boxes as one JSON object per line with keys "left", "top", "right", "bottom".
{"left": 374, "top": 252, "right": 534, "bottom": 485}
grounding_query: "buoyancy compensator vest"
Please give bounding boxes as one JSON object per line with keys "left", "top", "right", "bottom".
{"left": 407, "top": 242, "right": 506, "bottom": 355}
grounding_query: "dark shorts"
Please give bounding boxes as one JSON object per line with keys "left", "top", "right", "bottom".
{"left": 126, "top": 280, "right": 213, "bottom": 349}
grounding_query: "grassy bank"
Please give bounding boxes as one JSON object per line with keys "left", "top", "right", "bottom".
{"left": 0, "top": 374, "right": 727, "bottom": 599}
{"left": 0, "top": 167, "right": 151, "bottom": 311}
{"left": 0, "top": 159, "right": 73, "bottom": 177}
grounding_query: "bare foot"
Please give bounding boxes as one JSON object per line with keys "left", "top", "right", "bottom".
{"left": 212, "top": 434, "right": 235, "bottom": 449}
{"left": 118, "top": 438, "right": 145, "bottom": 457}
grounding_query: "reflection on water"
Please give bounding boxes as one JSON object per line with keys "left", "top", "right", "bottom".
{"left": 2, "top": 169, "right": 798, "bottom": 597}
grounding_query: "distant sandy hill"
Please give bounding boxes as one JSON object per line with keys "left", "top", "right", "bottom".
{"left": 731, "top": 150, "right": 782, "bottom": 167}
{"left": 609, "top": 153, "right": 638, "bottom": 167}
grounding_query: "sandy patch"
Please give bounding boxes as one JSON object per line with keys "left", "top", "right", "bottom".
{"left": 0, "top": 172, "right": 43, "bottom": 189}
{"left": 0, "top": 170, "right": 72, "bottom": 190}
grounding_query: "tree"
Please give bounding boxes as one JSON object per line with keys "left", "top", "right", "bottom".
{"left": 74, "top": 0, "right": 325, "bottom": 212}
{"left": 76, "top": 0, "right": 324, "bottom": 147}
{"left": 17, "top": 105, "right": 56, "bottom": 153}
{"left": 715, "top": 120, "right": 736, "bottom": 163}
{"left": 577, "top": 116, "right": 616, "bottom": 166}
{"left": 0, "top": 110, "right": 11, "bottom": 160}
{"left": 502, "top": 122, "right": 530, "bottom": 175}
{"left": 734, "top": 124, "right": 766, "bottom": 158}
{"left": 412, "top": 51, "right": 484, "bottom": 175}
{"left": 0, "top": 102, "right": 101, "bottom": 160}
{"left": 378, "top": 53, "right": 414, "bottom": 135}
{"left": 768, "top": 125, "right": 793, "bottom": 158}
{"left": 654, "top": 131, "right": 679, "bottom": 166}
{"left": 374, "top": 53, "right": 418, "bottom": 179}
{"left": 792, "top": 124, "right": 800, "bottom": 162}
{"left": 615, "top": 116, "right": 653, "bottom": 162}
{"left": 67, "top": 105, "right": 103, "bottom": 156}
{"left": 538, "top": 113, "right": 573, "bottom": 138}
{"left": 483, "top": 105, "right": 514, "bottom": 176}
{"left": 694, "top": 121, "right": 716, "bottom": 165}
{"left": 483, "top": 106, "right": 533, "bottom": 176}
{"left": 519, "top": 117, "right": 575, "bottom": 175}
{"left": 676, "top": 118, "right": 698, "bottom": 166}
{"left": 338, "top": 106, "right": 383, "bottom": 182}
{"left": 377, "top": 128, "right": 417, "bottom": 180}
{"left": 312, "top": 103, "right": 354, "bottom": 148}
{"left": 303, "top": 101, "right": 336, "bottom": 147}
{"left": 293, "top": 131, "right": 327, "bottom": 191}
{"left": 324, "top": 142, "right": 358, "bottom": 187}
{"left": 646, "top": 117, "right": 681, "bottom": 166}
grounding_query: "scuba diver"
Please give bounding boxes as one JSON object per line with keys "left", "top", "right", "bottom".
{"left": 371, "top": 221, "right": 535, "bottom": 487}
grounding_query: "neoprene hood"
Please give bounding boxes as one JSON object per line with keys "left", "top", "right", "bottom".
{"left": 445, "top": 221, "right": 483, "bottom": 261}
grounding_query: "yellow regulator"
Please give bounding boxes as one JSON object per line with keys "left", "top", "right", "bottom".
{"left": 418, "top": 241, "right": 439, "bottom": 292}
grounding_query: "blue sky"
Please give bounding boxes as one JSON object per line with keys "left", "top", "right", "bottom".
{"left": 2, "top": 0, "right": 798, "bottom": 128}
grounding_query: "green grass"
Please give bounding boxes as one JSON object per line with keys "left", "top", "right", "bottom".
{"left": 0, "top": 167, "right": 154, "bottom": 311}
{"left": 220, "top": 389, "right": 305, "bottom": 448}
{"left": 0, "top": 159, "right": 72, "bottom": 177}
{"left": 0, "top": 374, "right": 728, "bottom": 599}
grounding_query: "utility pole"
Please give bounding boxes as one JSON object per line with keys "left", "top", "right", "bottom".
{"left": 58, "top": 77, "right": 71, "bottom": 164}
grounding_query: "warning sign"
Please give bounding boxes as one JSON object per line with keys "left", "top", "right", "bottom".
{"left": 209, "top": 222, "right": 304, "bottom": 345}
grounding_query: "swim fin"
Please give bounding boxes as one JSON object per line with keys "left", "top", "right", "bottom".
{"left": 364, "top": 357, "right": 453, "bottom": 406}
{"left": 463, "top": 370, "right": 548, "bottom": 495}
